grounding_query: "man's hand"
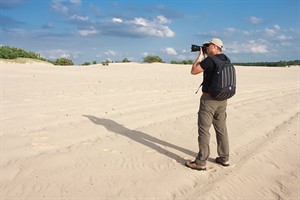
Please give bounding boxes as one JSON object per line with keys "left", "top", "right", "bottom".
{"left": 191, "top": 50, "right": 204, "bottom": 75}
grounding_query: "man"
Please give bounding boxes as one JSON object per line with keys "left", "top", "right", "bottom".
{"left": 186, "top": 38, "right": 230, "bottom": 171}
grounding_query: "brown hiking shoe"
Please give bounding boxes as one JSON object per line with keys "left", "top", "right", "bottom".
{"left": 185, "top": 161, "right": 207, "bottom": 171}
{"left": 215, "top": 157, "right": 230, "bottom": 167}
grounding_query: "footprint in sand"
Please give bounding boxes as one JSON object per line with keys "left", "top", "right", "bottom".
{"left": 31, "top": 136, "right": 54, "bottom": 151}
{"left": 145, "top": 149, "right": 156, "bottom": 153}
{"left": 102, "top": 149, "right": 118, "bottom": 153}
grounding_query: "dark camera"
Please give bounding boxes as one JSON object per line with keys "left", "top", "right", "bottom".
{"left": 191, "top": 44, "right": 208, "bottom": 54}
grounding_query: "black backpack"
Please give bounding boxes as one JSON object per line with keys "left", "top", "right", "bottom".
{"left": 208, "top": 55, "right": 236, "bottom": 100}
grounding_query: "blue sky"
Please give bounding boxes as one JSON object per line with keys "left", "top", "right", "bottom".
{"left": 1, "top": 0, "right": 299, "bottom": 64}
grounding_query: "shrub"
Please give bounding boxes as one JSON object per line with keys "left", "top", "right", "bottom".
{"left": 82, "top": 62, "right": 90, "bottom": 66}
{"left": 122, "top": 58, "right": 130, "bottom": 62}
{"left": 143, "top": 55, "right": 164, "bottom": 63}
{"left": 54, "top": 58, "right": 74, "bottom": 66}
{"left": 170, "top": 60, "right": 193, "bottom": 65}
{"left": 102, "top": 60, "right": 110, "bottom": 66}
{"left": 0, "top": 46, "right": 46, "bottom": 61}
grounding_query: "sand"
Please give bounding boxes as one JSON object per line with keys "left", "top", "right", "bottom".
{"left": 1, "top": 60, "right": 299, "bottom": 200}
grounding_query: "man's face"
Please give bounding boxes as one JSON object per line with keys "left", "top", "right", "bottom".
{"left": 205, "top": 43, "right": 214, "bottom": 56}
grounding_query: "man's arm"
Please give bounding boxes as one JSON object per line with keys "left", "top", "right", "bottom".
{"left": 191, "top": 50, "right": 204, "bottom": 75}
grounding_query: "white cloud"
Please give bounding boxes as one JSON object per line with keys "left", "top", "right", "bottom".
{"left": 132, "top": 18, "right": 147, "bottom": 26}
{"left": 39, "top": 49, "right": 80, "bottom": 60}
{"left": 112, "top": 18, "right": 123, "bottom": 23}
{"left": 156, "top": 15, "right": 171, "bottom": 24}
{"left": 248, "top": 40, "right": 269, "bottom": 54}
{"left": 225, "top": 28, "right": 236, "bottom": 33}
{"left": 50, "top": 0, "right": 82, "bottom": 15}
{"left": 51, "top": 0, "right": 68, "bottom": 15}
{"left": 242, "top": 30, "right": 251, "bottom": 35}
{"left": 163, "top": 47, "right": 177, "bottom": 55}
{"left": 262, "top": 25, "right": 283, "bottom": 38}
{"left": 105, "top": 50, "right": 117, "bottom": 56}
{"left": 276, "top": 34, "right": 293, "bottom": 46}
{"left": 60, "top": 53, "right": 70, "bottom": 58}
{"left": 67, "top": 15, "right": 174, "bottom": 38}
{"left": 264, "top": 27, "right": 277, "bottom": 36}
{"left": 277, "top": 34, "right": 289, "bottom": 41}
{"left": 249, "top": 44, "right": 268, "bottom": 53}
{"left": 177, "top": 54, "right": 187, "bottom": 60}
{"left": 163, "top": 28, "right": 175, "bottom": 38}
{"left": 70, "top": 0, "right": 81, "bottom": 5}
{"left": 177, "top": 54, "right": 194, "bottom": 61}
{"left": 248, "top": 16, "right": 263, "bottom": 24}
{"left": 70, "top": 14, "right": 89, "bottom": 22}
{"left": 273, "top": 24, "right": 280, "bottom": 31}
{"left": 139, "top": 26, "right": 173, "bottom": 38}
{"left": 78, "top": 27, "right": 97, "bottom": 36}
{"left": 226, "top": 40, "right": 269, "bottom": 54}
{"left": 127, "top": 16, "right": 175, "bottom": 38}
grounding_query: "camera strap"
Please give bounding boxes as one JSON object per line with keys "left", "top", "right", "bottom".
{"left": 195, "top": 83, "right": 203, "bottom": 94}
{"left": 195, "top": 54, "right": 206, "bottom": 94}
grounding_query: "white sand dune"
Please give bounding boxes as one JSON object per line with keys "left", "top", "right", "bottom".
{"left": 1, "top": 61, "right": 299, "bottom": 199}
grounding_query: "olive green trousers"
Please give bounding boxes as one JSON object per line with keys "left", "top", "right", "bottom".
{"left": 195, "top": 94, "right": 229, "bottom": 166}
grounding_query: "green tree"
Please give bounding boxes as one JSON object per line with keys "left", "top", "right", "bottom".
{"left": 170, "top": 60, "right": 193, "bottom": 65}
{"left": 54, "top": 58, "right": 74, "bottom": 66}
{"left": 82, "top": 62, "right": 90, "bottom": 66}
{"left": 102, "top": 60, "right": 110, "bottom": 66}
{"left": 122, "top": 58, "right": 130, "bottom": 62}
{"left": 143, "top": 55, "right": 164, "bottom": 63}
{"left": 0, "top": 46, "right": 16, "bottom": 59}
{"left": 0, "top": 46, "right": 46, "bottom": 61}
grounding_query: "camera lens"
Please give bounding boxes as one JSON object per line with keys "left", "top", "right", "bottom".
{"left": 191, "top": 45, "right": 201, "bottom": 52}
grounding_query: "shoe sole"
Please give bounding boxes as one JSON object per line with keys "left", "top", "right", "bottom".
{"left": 216, "top": 160, "right": 230, "bottom": 167}
{"left": 185, "top": 162, "right": 207, "bottom": 171}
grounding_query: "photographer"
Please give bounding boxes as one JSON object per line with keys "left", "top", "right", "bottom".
{"left": 186, "top": 38, "right": 231, "bottom": 170}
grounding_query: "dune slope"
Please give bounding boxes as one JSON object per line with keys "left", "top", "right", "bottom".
{"left": 1, "top": 62, "right": 299, "bottom": 199}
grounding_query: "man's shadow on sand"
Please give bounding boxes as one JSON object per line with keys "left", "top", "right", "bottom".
{"left": 82, "top": 115, "right": 197, "bottom": 165}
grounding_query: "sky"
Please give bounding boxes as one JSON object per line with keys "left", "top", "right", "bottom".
{"left": 0, "top": 0, "right": 299, "bottom": 64}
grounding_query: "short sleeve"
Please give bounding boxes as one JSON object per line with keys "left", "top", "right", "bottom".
{"left": 200, "top": 57, "right": 214, "bottom": 70}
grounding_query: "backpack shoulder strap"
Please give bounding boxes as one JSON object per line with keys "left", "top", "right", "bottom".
{"left": 210, "top": 54, "right": 231, "bottom": 65}
{"left": 224, "top": 54, "right": 231, "bottom": 63}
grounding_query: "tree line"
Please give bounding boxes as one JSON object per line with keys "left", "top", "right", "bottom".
{"left": 233, "top": 60, "right": 300, "bottom": 67}
{"left": 1, "top": 46, "right": 299, "bottom": 66}
{"left": 0, "top": 46, "right": 130, "bottom": 66}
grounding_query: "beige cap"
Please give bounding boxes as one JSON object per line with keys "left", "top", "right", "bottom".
{"left": 209, "top": 38, "right": 223, "bottom": 49}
